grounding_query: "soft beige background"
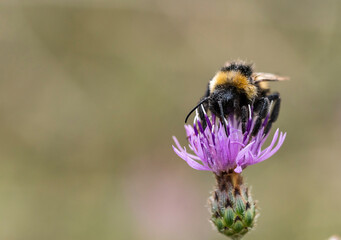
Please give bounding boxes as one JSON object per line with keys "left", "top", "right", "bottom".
{"left": 0, "top": 0, "right": 341, "bottom": 240}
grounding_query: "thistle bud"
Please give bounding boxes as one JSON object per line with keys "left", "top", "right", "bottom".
{"left": 209, "top": 170, "right": 257, "bottom": 240}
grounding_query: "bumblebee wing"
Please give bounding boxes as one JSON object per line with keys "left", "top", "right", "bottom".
{"left": 252, "top": 72, "right": 289, "bottom": 83}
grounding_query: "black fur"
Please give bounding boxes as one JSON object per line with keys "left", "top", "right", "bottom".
{"left": 264, "top": 121, "right": 272, "bottom": 136}
{"left": 221, "top": 62, "right": 253, "bottom": 78}
{"left": 258, "top": 98, "right": 270, "bottom": 119}
{"left": 218, "top": 100, "right": 228, "bottom": 134}
{"left": 241, "top": 106, "right": 248, "bottom": 133}
{"left": 208, "top": 86, "right": 251, "bottom": 120}
{"left": 267, "top": 92, "right": 280, "bottom": 101}
{"left": 252, "top": 117, "right": 262, "bottom": 136}
{"left": 270, "top": 98, "right": 281, "bottom": 122}
{"left": 263, "top": 93, "right": 281, "bottom": 135}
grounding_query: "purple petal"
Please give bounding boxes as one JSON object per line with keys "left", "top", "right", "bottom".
{"left": 172, "top": 112, "right": 286, "bottom": 173}
{"left": 172, "top": 144, "right": 211, "bottom": 171}
{"left": 234, "top": 165, "right": 243, "bottom": 173}
{"left": 256, "top": 132, "right": 286, "bottom": 162}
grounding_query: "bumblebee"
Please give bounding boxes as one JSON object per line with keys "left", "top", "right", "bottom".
{"left": 185, "top": 61, "right": 287, "bottom": 135}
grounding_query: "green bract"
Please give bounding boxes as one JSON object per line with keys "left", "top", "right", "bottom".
{"left": 209, "top": 171, "right": 257, "bottom": 240}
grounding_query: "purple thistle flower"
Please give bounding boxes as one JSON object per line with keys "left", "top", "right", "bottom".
{"left": 172, "top": 106, "right": 286, "bottom": 174}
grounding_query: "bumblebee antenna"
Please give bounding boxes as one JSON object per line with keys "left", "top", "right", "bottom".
{"left": 185, "top": 97, "right": 210, "bottom": 123}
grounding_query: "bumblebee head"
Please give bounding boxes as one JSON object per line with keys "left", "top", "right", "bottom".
{"left": 209, "top": 62, "right": 257, "bottom": 100}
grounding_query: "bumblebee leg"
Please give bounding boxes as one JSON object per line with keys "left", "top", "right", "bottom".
{"left": 252, "top": 117, "right": 262, "bottom": 136}
{"left": 264, "top": 93, "right": 281, "bottom": 135}
{"left": 241, "top": 105, "right": 248, "bottom": 133}
{"left": 264, "top": 121, "right": 273, "bottom": 136}
{"left": 258, "top": 98, "right": 270, "bottom": 119}
{"left": 218, "top": 100, "right": 228, "bottom": 135}
{"left": 267, "top": 92, "right": 280, "bottom": 101}
{"left": 270, "top": 98, "right": 281, "bottom": 122}
{"left": 233, "top": 98, "right": 241, "bottom": 116}
{"left": 253, "top": 97, "right": 268, "bottom": 118}
{"left": 251, "top": 97, "right": 269, "bottom": 136}
{"left": 253, "top": 98, "right": 263, "bottom": 115}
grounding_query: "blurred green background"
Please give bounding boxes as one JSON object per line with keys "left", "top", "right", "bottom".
{"left": 0, "top": 0, "right": 341, "bottom": 239}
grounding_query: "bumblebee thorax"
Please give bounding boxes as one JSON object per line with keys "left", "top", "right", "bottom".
{"left": 209, "top": 70, "right": 257, "bottom": 100}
